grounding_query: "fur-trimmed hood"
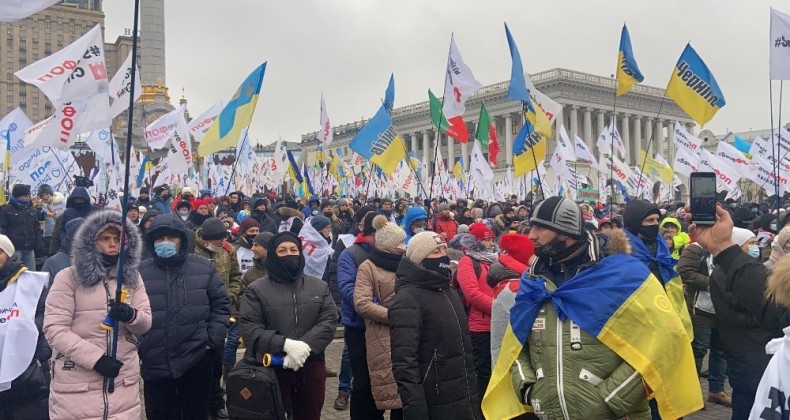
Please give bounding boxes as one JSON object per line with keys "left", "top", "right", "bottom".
{"left": 333, "top": 205, "right": 354, "bottom": 221}
{"left": 71, "top": 210, "right": 142, "bottom": 288}
{"left": 277, "top": 206, "right": 305, "bottom": 220}
{"left": 596, "top": 228, "right": 631, "bottom": 257}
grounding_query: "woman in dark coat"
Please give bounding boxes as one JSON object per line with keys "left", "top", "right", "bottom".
{"left": 389, "top": 231, "right": 482, "bottom": 420}
{"left": 238, "top": 232, "right": 338, "bottom": 420}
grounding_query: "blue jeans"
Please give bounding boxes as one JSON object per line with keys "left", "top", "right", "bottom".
{"left": 13, "top": 250, "right": 36, "bottom": 271}
{"left": 223, "top": 322, "right": 241, "bottom": 366}
{"left": 692, "top": 323, "right": 727, "bottom": 393}
{"left": 338, "top": 343, "right": 352, "bottom": 395}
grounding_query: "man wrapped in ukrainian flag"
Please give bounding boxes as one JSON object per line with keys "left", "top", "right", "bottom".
{"left": 483, "top": 197, "right": 702, "bottom": 420}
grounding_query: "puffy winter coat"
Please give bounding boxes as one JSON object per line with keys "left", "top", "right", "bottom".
{"left": 337, "top": 236, "right": 373, "bottom": 329}
{"left": 151, "top": 195, "right": 171, "bottom": 215}
{"left": 676, "top": 243, "right": 717, "bottom": 328}
{"left": 137, "top": 213, "right": 230, "bottom": 381}
{"left": 431, "top": 214, "right": 459, "bottom": 241}
{"left": 42, "top": 217, "right": 83, "bottom": 287}
{"left": 510, "top": 234, "right": 651, "bottom": 420}
{"left": 353, "top": 247, "right": 403, "bottom": 410}
{"left": 238, "top": 268, "right": 337, "bottom": 363}
{"left": 455, "top": 235, "right": 496, "bottom": 333}
{"left": 194, "top": 229, "right": 242, "bottom": 316}
{"left": 276, "top": 206, "right": 305, "bottom": 235}
{"left": 331, "top": 205, "right": 355, "bottom": 236}
{"left": 44, "top": 210, "right": 152, "bottom": 420}
{"left": 251, "top": 198, "right": 279, "bottom": 234}
{"left": 486, "top": 254, "right": 527, "bottom": 365}
{"left": 389, "top": 257, "right": 482, "bottom": 420}
{"left": 0, "top": 198, "right": 44, "bottom": 251}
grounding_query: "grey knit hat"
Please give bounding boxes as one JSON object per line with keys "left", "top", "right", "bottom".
{"left": 530, "top": 196, "right": 583, "bottom": 239}
{"left": 201, "top": 217, "right": 228, "bottom": 241}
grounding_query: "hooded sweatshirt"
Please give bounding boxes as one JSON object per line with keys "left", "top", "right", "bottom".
{"left": 401, "top": 206, "right": 427, "bottom": 245}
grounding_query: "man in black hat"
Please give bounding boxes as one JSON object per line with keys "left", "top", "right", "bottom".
{"left": 137, "top": 187, "right": 152, "bottom": 209}
{"left": 0, "top": 184, "right": 44, "bottom": 269}
{"left": 151, "top": 186, "right": 172, "bottom": 215}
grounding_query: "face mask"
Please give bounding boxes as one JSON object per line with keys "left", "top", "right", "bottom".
{"left": 244, "top": 234, "right": 256, "bottom": 244}
{"left": 207, "top": 242, "right": 222, "bottom": 253}
{"left": 280, "top": 255, "right": 302, "bottom": 278}
{"left": 748, "top": 244, "right": 760, "bottom": 258}
{"left": 421, "top": 256, "right": 451, "bottom": 279}
{"left": 412, "top": 227, "right": 425, "bottom": 234}
{"left": 323, "top": 211, "right": 333, "bottom": 217}
{"left": 534, "top": 236, "right": 568, "bottom": 259}
{"left": 100, "top": 253, "right": 119, "bottom": 268}
{"left": 178, "top": 210, "right": 189, "bottom": 218}
{"left": 638, "top": 224, "right": 660, "bottom": 240}
{"left": 154, "top": 241, "right": 178, "bottom": 258}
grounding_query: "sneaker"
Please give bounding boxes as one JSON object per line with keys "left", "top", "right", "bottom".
{"left": 333, "top": 393, "right": 350, "bottom": 410}
{"left": 708, "top": 391, "right": 732, "bottom": 407}
{"left": 326, "top": 367, "right": 339, "bottom": 377}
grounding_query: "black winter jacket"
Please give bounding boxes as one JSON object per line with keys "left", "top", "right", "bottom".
{"left": 137, "top": 214, "right": 230, "bottom": 380}
{"left": 0, "top": 199, "right": 44, "bottom": 251}
{"left": 389, "top": 257, "right": 482, "bottom": 420}
{"left": 710, "top": 245, "right": 790, "bottom": 360}
{"left": 239, "top": 270, "right": 337, "bottom": 363}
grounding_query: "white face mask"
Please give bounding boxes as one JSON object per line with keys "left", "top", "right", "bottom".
{"left": 748, "top": 244, "right": 760, "bottom": 259}
{"left": 207, "top": 242, "right": 222, "bottom": 253}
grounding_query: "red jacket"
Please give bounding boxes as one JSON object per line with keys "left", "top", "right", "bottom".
{"left": 456, "top": 255, "right": 493, "bottom": 333}
{"left": 432, "top": 215, "right": 459, "bottom": 241}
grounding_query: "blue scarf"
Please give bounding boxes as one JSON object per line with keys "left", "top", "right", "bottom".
{"left": 10, "top": 196, "right": 30, "bottom": 209}
{"left": 624, "top": 229, "right": 677, "bottom": 284}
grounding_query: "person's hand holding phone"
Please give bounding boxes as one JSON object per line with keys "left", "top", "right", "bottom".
{"left": 685, "top": 204, "right": 735, "bottom": 256}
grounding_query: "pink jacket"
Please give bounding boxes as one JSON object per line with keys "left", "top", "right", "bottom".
{"left": 44, "top": 267, "right": 152, "bottom": 419}
{"left": 456, "top": 255, "right": 493, "bottom": 333}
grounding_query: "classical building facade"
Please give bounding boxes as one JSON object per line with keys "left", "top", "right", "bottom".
{"left": 301, "top": 68, "right": 695, "bottom": 187}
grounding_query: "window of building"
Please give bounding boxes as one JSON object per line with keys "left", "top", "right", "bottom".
{"left": 32, "top": 53, "right": 38, "bottom": 60}
{"left": 57, "top": 22, "right": 62, "bottom": 31}
{"left": 6, "top": 62, "right": 12, "bottom": 69}
{"left": 32, "top": 19, "right": 37, "bottom": 29}
{"left": 6, "top": 28, "right": 12, "bottom": 39}
{"left": 6, "top": 73, "right": 12, "bottom": 81}
{"left": 70, "top": 24, "right": 75, "bottom": 34}
{"left": 6, "top": 85, "right": 12, "bottom": 92}
{"left": 70, "top": 36, "right": 75, "bottom": 43}
{"left": 19, "top": 30, "right": 25, "bottom": 40}
{"left": 32, "top": 96, "right": 38, "bottom": 105}
{"left": 32, "top": 41, "right": 37, "bottom": 50}
{"left": 5, "top": 50, "right": 12, "bottom": 58}
{"left": 44, "top": 43, "right": 51, "bottom": 54}
{"left": 32, "top": 108, "right": 38, "bottom": 116}
{"left": 19, "top": 86, "right": 25, "bottom": 95}
{"left": 6, "top": 95, "right": 12, "bottom": 103}
{"left": 441, "top": 137, "right": 447, "bottom": 146}
{"left": 57, "top": 34, "right": 62, "bottom": 44}
{"left": 6, "top": 106, "right": 13, "bottom": 113}
{"left": 19, "top": 58, "right": 26, "bottom": 67}
{"left": 45, "top": 16, "right": 50, "bottom": 29}
{"left": 45, "top": 33, "right": 50, "bottom": 41}
{"left": 32, "top": 31, "right": 38, "bottom": 40}
{"left": 19, "top": 19, "right": 25, "bottom": 28}
{"left": 5, "top": 39, "right": 11, "bottom": 48}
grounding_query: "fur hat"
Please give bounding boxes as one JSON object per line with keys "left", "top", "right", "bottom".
{"left": 406, "top": 231, "right": 446, "bottom": 265}
{"left": 499, "top": 233, "right": 535, "bottom": 266}
{"left": 0, "top": 234, "right": 15, "bottom": 258}
{"left": 181, "top": 187, "right": 194, "bottom": 196}
{"left": 530, "top": 196, "right": 583, "bottom": 239}
{"left": 201, "top": 217, "right": 228, "bottom": 241}
{"left": 239, "top": 217, "right": 260, "bottom": 235}
{"left": 373, "top": 214, "right": 406, "bottom": 249}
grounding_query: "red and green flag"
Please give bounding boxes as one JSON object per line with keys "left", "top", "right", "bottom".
{"left": 475, "top": 104, "right": 499, "bottom": 165}
{"left": 429, "top": 89, "right": 470, "bottom": 143}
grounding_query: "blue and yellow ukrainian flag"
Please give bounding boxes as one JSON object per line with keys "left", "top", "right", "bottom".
{"left": 733, "top": 135, "right": 752, "bottom": 155}
{"left": 616, "top": 24, "right": 644, "bottom": 96}
{"left": 666, "top": 44, "right": 725, "bottom": 127}
{"left": 302, "top": 163, "right": 313, "bottom": 199}
{"left": 198, "top": 63, "right": 266, "bottom": 156}
{"left": 512, "top": 99, "right": 551, "bottom": 177}
{"left": 504, "top": 23, "right": 530, "bottom": 103}
{"left": 483, "top": 253, "right": 702, "bottom": 420}
{"left": 452, "top": 157, "right": 465, "bottom": 181}
{"left": 349, "top": 104, "right": 405, "bottom": 176}
{"left": 136, "top": 155, "right": 152, "bottom": 188}
{"left": 286, "top": 150, "right": 303, "bottom": 185}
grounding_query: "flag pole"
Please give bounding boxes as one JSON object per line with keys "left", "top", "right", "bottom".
{"left": 224, "top": 128, "right": 250, "bottom": 196}
{"left": 634, "top": 92, "right": 668, "bottom": 199}
{"left": 428, "top": 37, "right": 455, "bottom": 210}
{"left": 3, "top": 131, "right": 10, "bottom": 203}
{"left": 106, "top": 0, "right": 141, "bottom": 394}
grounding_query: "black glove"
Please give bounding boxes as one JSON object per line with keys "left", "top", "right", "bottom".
{"left": 108, "top": 300, "right": 137, "bottom": 323}
{"left": 93, "top": 355, "right": 123, "bottom": 378}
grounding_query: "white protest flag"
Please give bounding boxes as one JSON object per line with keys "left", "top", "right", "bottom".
{"left": 699, "top": 149, "right": 740, "bottom": 191}
{"left": 318, "top": 93, "right": 333, "bottom": 147}
{"left": 235, "top": 129, "right": 254, "bottom": 172}
{"left": 188, "top": 101, "right": 223, "bottom": 143}
{"left": 108, "top": 50, "right": 141, "bottom": 118}
{"left": 726, "top": 185, "right": 742, "bottom": 201}
{"left": 394, "top": 161, "right": 418, "bottom": 196}
{"left": 596, "top": 122, "right": 627, "bottom": 160}
{"left": 16, "top": 146, "right": 79, "bottom": 194}
{"left": 574, "top": 135, "right": 597, "bottom": 167}
{"left": 599, "top": 149, "right": 635, "bottom": 186}
{"left": 165, "top": 114, "right": 193, "bottom": 175}
{"left": 145, "top": 104, "right": 186, "bottom": 151}
{"left": 0, "top": 271, "right": 48, "bottom": 392}
{"left": 556, "top": 124, "right": 577, "bottom": 161}
{"left": 716, "top": 140, "right": 755, "bottom": 179}
{"left": 0, "top": 108, "right": 33, "bottom": 181}
{"left": 748, "top": 330, "right": 790, "bottom": 420}
{"left": 268, "top": 137, "right": 289, "bottom": 183}
{"left": 771, "top": 8, "right": 790, "bottom": 80}
{"left": 469, "top": 141, "right": 493, "bottom": 183}
{"left": 549, "top": 142, "right": 567, "bottom": 193}
{"left": 672, "top": 144, "right": 699, "bottom": 178}
{"left": 443, "top": 35, "right": 483, "bottom": 121}
{"left": 0, "top": 0, "right": 58, "bottom": 22}
{"left": 673, "top": 121, "right": 703, "bottom": 154}
{"left": 85, "top": 128, "right": 120, "bottom": 163}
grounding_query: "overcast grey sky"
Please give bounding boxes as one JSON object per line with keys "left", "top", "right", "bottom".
{"left": 103, "top": 0, "right": 787, "bottom": 147}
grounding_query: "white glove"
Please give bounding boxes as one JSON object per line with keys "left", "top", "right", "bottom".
{"left": 283, "top": 339, "right": 311, "bottom": 366}
{"left": 283, "top": 354, "right": 304, "bottom": 371}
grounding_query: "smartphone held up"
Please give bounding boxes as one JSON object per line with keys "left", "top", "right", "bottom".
{"left": 690, "top": 172, "right": 717, "bottom": 226}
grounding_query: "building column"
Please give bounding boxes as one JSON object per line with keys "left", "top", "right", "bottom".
{"left": 620, "top": 113, "right": 631, "bottom": 164}
{"left": 633, "top": 116, "right": 642, "bottom": 164}
{"left": 569, "top": 105, "right": 579, "bottom": 141}
{"left": 595, "top": 109, "right": 606, "bottom": 157}
{"left": 653, "top": 119, "right": 664, "bottom": 159}
{"left": 447, "top": 133, "right": 455, "bottom": 168}
{"left": 686, "top": 123, "right": 695, "bottom": 136}
{"left": 422, "top": 130, "right": 430, "bottom": 184}
{"left": 461, "top": 140, "right": 469, "bottom": 170}
{"left": 410, "top": 132, "right": 418, "bottom": 156}
{"left": 505, "top": 114, "right": 513, "bottom": 166}
{"left": 555, "top": 106, "right": 565, "bottom": 144}
{"left": 665, "top": 120, "right": 675, "bottom": 163}
{"left": 583, "top": 107, "right": 593, "bottom": 148}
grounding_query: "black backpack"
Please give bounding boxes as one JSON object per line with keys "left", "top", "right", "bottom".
{"left": 450, "top": 258, "right": 482, "bottom": 314}
{"left": 226, "top": 340, "right": 286, "bottom": 420}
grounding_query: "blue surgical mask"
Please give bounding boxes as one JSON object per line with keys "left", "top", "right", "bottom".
{"left": 154, "top": 241, "right": 178, "bottom": 258}
{"left": 748, "top": 244, "right": 760, "bottom": 259}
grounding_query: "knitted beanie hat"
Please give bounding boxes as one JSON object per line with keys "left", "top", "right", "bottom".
{"left": 499, "top": 233, "right": 535, "bottom": 266}
{"left": 406, "top": 231, "right": 446, "bottom": 265}
{"left": 0, "top": 234, "right": 15, "bottom": 257}
{"left": 372, "top": 215, "right": 406, "bottom": 249}
{"left": 201, "top": 217, "right": 228, "bottom": 241}
{"left": 239, "top": 217, "right": 260, "bottom": 235}
{"left": 309, "top": 215, "right": 331, "bottom": 232}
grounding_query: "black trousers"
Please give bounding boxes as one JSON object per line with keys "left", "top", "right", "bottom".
{"left": 345, "top": 327, "right": 385, "bottom": 420}
{"left": 470, "top": 332, "right": 492, "bottom": 400}
{"left": 144, "top": 350, "right": 214, "bottom": 420}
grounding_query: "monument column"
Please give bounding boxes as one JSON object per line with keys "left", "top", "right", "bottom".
{"left": 505, "top": 114, "right": 513, "bottom": 166}
{"left": 620, "top": 113, "right": 631, "bottom": 164}
{"left": 583, "top": 107, "right": 593, "bottom": 148}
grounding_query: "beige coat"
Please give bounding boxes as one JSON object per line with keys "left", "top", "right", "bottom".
{"left": 353, "top": 256, "right": 402, "bottom": 411}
